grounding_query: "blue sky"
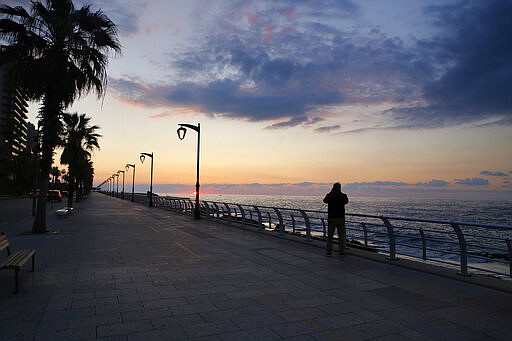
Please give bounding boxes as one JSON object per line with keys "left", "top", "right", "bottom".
{"left": 10, "top": 0, "right": 512, "bottom": 199}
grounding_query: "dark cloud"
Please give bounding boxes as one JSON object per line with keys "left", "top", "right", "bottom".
{"left": 416, "top": 179, "right": 450, "bottom": 187}
{"left": 455, "top": 178, "right": 489, "bottom": 186}
{"left": 480, "top": 170, "right": 508, "bottom": 177}
{"left": 392, "top": 0, "right": 512, "bottom": 128}
{"left": 315, "top": 125, "right": 341, "bottom": 133}
{"left": 110, "top": 0, "right": 511, "bottom": 130}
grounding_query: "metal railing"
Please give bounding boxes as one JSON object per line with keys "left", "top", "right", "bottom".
{"left": 102, "top": 191, "right": 512, "bottom": 279}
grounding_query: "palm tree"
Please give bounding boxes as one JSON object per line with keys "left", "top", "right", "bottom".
{"left": 59, "top": 112, "right": 101, "bottom": 207}
{"left": 0, "top": 0, "right": 120, "bottom": 233}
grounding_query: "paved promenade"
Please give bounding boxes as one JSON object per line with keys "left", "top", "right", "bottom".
{"left": 1, "top": 193, "right": 511, "bottom": 340}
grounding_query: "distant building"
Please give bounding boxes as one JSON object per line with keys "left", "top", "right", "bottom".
{"left": 0, "top": 65, "right": 30, "bottom": 158}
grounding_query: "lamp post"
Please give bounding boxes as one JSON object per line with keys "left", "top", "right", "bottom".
{"left": 117, "top": 170, "right": 125, "bottom": 200}
{"left": 125, "top": 163, "right": 135, "bottom": 202}
{"left": 140, "top": 152, "right": 154, "bottom": 207}
{"left": 177, "top": 123, "right": 201, "bottom": 219}
{"left": 110, "top": 176, "right": 114, "bottom": 196}
{"left": 113, "top": 173, "right": 119, "bottom": 197}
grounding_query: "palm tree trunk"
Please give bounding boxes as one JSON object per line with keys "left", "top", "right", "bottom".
{"left": 32, "top": 94, "right": 61, "bottom": 233}
{"left": 32, "top": 143, "right": 52, "bottom": 233}
{"left": 67, "top": 174, "right": 74, "bottom": 207}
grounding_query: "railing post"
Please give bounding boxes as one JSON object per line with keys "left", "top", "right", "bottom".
{"left": 236, "top": 204, "right": 245, "bottom": 225}
{"left": 202, "top": 201, "right": 210, "bottom": 216}
{"left": 299, "top": 210, "right": 312, "bottom": 241}
{"left": 224, "top": 203, "right": 231, "bottom": 223}
{"left": 419, "top": 228, "right": 427, "bottom": 260}
{"left": 321, "top": 218, "right": 326, "bottom": 238}
{"left": 506, "top": 239, "right": 512, "bottom": 278}
{"left": 450, "top": 223, "right": 469, "bottom": 276}
{"left": 361, "top": 222, "right": 368, "bottom": 247}
{"left": 381, "top": 217, "right": 398, "bottom": 261}
{"left": 291, "top": 215, "right": 296, "bottom": 233}
{"left": 267, "top": 212, "right": 272, "bottom": 230}
{"left": 274, "top": 208, "right": 284, "bottom": 233}
{"left": 254, "top": 206, "right": 263, "bottom": 229}
{"left": 212, "top": 202, "right": 220, "bottom": 218}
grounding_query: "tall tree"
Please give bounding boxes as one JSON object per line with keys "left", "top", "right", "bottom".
{"left": 59, "top": 112, "right": 100, "bottom": 207}
{"left": 0, "top": 0, "right": 120, "bottom": 232}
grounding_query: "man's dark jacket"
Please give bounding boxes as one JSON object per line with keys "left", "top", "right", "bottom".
{"left": 323, "top": 191, "right": 349, "bottom": 218}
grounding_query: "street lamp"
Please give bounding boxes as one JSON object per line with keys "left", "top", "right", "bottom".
{"left": 140, "top": 152, "right": 154, "bottom": 207}
{"left": 113, "top": 173, "right": 119, "bottom": 197}
{"left": 117, "top": 170, "right": 125, "bottom": 200}
{"left": 125, "top": 163, "right": 135, "bottom": 202}
{"left": 177, "top": 123, "right": 201, "bottom": 219}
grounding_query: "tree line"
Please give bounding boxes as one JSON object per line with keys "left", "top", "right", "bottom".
{"left": 0, "top": 0, "right": 121, "bottom": 233}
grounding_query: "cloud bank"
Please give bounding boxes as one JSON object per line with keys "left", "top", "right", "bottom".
{"left": 109, "top": 0, "right": 512, "bottom": 131}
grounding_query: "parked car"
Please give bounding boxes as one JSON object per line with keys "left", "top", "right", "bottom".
{"left": 61, "top": 190, "right": 69, "bottom": 197}
{"left": 46, "top": 190, "right": 62, "bottom": 202}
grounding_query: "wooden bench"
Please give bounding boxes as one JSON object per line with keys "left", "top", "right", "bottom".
{"left": 0, "top": 233, "right": 36, "bottom": 294}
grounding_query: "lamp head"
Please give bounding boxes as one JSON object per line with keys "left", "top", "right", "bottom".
{"left": 140, "top": 154, "right": 145, "bottom": 164}
{"left": 177, "top": 126, "right": 187, "bottom": 140}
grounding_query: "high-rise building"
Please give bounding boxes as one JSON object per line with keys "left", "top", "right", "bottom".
{"left": 0, "top": 65, "right": 30, "bottom": 158}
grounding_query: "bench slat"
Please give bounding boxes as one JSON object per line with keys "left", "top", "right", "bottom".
{"left": 0, "top": 234, "right": 9, "bottom": 252}
{"left": 0, "top": 250, "right": 35, "bottom": 269}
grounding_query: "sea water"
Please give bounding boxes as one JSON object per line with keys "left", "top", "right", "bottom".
{"left": 158, "top": 193, "right": 512, "bottom": 226}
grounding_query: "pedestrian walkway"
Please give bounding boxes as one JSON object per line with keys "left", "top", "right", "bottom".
{"left": 0, "top": 193, "right": 511, "bottom": 340}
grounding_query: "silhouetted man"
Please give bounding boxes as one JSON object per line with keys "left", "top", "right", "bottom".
{"left": 323, "top": 182, "right": 349, "bottom": 256}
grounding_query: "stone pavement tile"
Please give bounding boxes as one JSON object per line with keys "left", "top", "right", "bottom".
{"left": 188, "top": 292, "right": 231, "bottom": 305}
{"left": 67, "top": 313, "right": 122, "bottom": 329}
{"left": 97, "top": 319, "right": 153, "bottom": 338}
{"left": 1, "top": 318, "right": 40, "bottom": 338}
{"left": 212, "top": 296, "right": 261, "bottom": 310}
{"left": 318, "top": 301, "right": 362, "bottom": 315}
{"left": 278, "top": 306, "right": 329, "bottom": 322}
{"left": 95, "top": 301, "right": 144, "bottom": 315}
{"left": 170, "top": 301, "right": 219, "bottom": 315}
{"left": 269, "top": 320, "right": 320, "bottom": 338}
{"left": 367, "top": 286, "right": 454, "bottom": 312}
{"left": 127, "top": 327, "right": 188, "bottom": 341}
{"left": 220, "top": 327, "right": 281, "bottom": 341}
{"left": 314, "top": 311, "right": 383, "bottom": 329}
{"left": 329, "top": 319, "right": 412, "bottom": 341}
{"left": 35, "top": 326, "right": 97, "bottom": 340}
{"left": 407, "top": 319, "right": 488, "bottom": 341}
{"left": 42, "top": 306, "right": 95, "bottom": 322}
{"left": 143, "top": 297, "right": 187, "bottom": 309}
{"left": 182, "top": 320, "right": 240, "bottom": 338}
{"left": 233, "top": 313, "right": 289, "bottom": 330}
{"left": 200, "top": 309, "right": 250, "bottom": 323}
{"left": 373, "top": 306, "right": 441, "bottom": 326}
{"left": 150, "top": 314, "right": 204, "bottom": 330}
{"left": 72, "top": 296, "right": 118, "bottom": 309}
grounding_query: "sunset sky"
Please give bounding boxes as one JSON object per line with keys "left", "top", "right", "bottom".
{"left": 16, "top": 0, "right": 512, "bottom": 199}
